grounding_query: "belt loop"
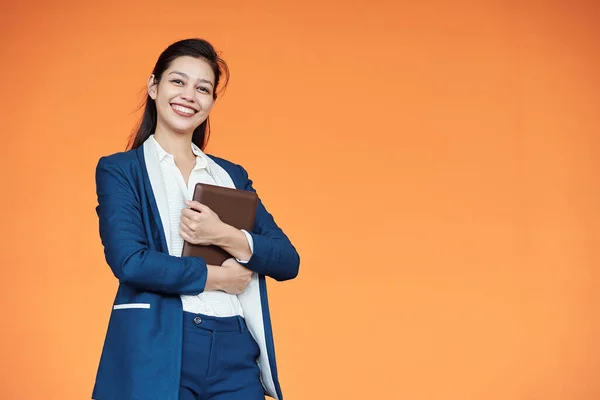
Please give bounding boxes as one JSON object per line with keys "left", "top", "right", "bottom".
{"left": 237, "top": 316, "right": 245, "bottom": 333}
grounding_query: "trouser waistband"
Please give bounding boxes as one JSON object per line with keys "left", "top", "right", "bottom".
{"left": 183, "top": 312, "right": 247, "bottom": 333}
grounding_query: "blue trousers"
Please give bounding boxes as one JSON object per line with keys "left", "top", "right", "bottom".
{"left": 179, "top": 312, "right": 265, "bottom": 400}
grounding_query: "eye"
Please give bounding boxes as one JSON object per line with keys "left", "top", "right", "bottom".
{"left": 197, "top": 87, "right": 211, "bottom": 94}
{"left": 170, "top": 79, "right": 184, "bottom": 85}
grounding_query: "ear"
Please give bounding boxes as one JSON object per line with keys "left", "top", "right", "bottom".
{"left": 147, "top": 74, "right": 158, "bottom": 100}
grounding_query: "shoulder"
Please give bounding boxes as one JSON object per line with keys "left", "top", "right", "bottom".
{"left": 98, "top": 149, "right": 138, "bottom": 166}
{"left": 96, "top": 149, "right": 141, "bottom": 178}
{"left": 98, "top": 149, "right": 139, "bottom": 167}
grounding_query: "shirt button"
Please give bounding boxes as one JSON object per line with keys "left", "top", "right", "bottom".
{"left": 193, "top": 316, "right": 202, "bottom": 325}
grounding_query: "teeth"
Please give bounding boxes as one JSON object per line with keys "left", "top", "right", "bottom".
{"left": 173, "top": 105, "right": 195, "bottom": 114}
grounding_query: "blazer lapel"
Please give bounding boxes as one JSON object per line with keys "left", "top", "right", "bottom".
{"left": 142, "top": 137, "right": 172, "bottom": 252}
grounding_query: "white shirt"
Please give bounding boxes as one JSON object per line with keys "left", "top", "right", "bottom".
{"left": 152, "top": 135, "right": 250, "bottom": 317}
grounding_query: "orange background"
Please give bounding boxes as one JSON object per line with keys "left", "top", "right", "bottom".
{"left": 1, "top": 1, "right": 599, "bottom": 399}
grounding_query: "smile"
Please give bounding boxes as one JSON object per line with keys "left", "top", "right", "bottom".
{"left": 171, "top": 104, "right": 197, "bottom": 116}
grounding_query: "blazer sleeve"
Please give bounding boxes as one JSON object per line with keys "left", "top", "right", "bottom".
{"left": 240, "top": 165, "right": 300, "bottom": 281}
{"left": 95, "top": 156, "right": 208, "bottom": 295}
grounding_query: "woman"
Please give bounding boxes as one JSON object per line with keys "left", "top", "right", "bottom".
{"left": 92, "top": 38, "right": 300, "bottom": 400}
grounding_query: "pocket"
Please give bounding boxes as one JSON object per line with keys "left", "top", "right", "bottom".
{"left": 113, "top": 303, "right": 151, "bottom": 310}
{"left": 244, "top": 329, "right": 261, "bottom": 359}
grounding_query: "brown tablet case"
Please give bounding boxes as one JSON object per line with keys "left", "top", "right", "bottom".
{"left": 181, "top": 183, "right": 258, "bottom": 266}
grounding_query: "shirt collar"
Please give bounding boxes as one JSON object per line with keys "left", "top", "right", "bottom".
{"left": 191, "top": 141, "right": 209, "bottom": 171}
{"left": 151, "top": 135, "right": 210, "bottom": 171}
{"left": 151, "top": 135, "right": 170, "bottom": 162}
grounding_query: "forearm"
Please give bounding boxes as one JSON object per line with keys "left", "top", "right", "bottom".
{"left": 204, "top": 265, "right": 226, "bottom": 291}
{"left": 214, "top": 224, "right": 253, "bottom": 262}
{"left": 104, "top": 244, "right": 209, "bottom": 295}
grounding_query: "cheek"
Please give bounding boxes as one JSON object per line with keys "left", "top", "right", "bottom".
{"left": 157, "top": 96, "right": 173, "bottom": 114}
{"left": 156, "top": 85, "right": 176, "bottom": 103}
{"left": 200, "top": 97, "right": 215, "bottom": 112}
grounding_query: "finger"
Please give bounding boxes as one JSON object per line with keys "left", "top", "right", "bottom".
{"left": 181, "top": 208, "right": 200, "bottom": 222}
{"left": 221, "top": 257, "right": 236, "bottom": 266}
{"left": 179, "top": 214, "right": 196, "bottom": 230}
{"left": 181, "top": 208, "right": 204, "bottom": 221}
{"left": 180, "top": 222, "right": 194, "bottom": 237}
{"left": 179, "top": 229, "right": 191, "bottom": 242}
{"left": 185, "top": 200, "right": 209, "bottom": 212}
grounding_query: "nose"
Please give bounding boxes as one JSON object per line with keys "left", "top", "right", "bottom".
{"left": 180, "top": 84, "right": 196, "bottom": 102}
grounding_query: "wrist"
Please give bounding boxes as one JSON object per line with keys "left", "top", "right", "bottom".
{"left": 213, "top": 223, "right": 236, "bottom": 248}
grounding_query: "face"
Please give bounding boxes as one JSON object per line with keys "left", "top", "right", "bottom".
{"left": 148, "top": 56, "right": 216, "bottom": 136}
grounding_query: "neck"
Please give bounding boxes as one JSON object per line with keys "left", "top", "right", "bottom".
{"left": 153, "top": 127, "right": 195, "bottom": 160}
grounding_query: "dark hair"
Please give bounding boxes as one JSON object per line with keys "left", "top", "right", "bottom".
{"left": 127, "top": 38, "right": 229, "bottom": 150}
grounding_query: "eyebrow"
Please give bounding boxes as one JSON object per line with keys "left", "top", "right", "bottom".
{"left": 169, "top": 71, "right": 214, "bottom": 87}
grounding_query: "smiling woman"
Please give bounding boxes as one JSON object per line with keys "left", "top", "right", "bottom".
{"left": 148, "top": 57, "right": 217, "bottom": 145}
{"left": 128, "top": 39, "right": 229, "bottom": 152}
{"left": 92, "top": 38, "right": 300, "bottom": 400}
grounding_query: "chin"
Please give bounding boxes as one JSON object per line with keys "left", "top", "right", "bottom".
{"left": 166, "top": 120, "right": 200, "bottom": 135}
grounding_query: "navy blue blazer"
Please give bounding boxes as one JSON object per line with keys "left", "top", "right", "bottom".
{"left": 92, "top": 141, "right": 299, "bottom": 400}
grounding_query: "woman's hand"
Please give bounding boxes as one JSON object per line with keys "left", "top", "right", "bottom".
{"left": 180, "top": 200, "right": 226, "bottom": 246}
{"left": 218, "top": 258, "right": 253, "bottom": 295}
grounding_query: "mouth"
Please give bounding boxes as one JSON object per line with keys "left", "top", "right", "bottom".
{"left": 171, "top": 103, "right": 198, "bottom": 117}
